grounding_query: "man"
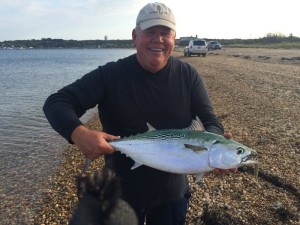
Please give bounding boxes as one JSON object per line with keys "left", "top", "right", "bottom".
{"left": 43, "top": 2, "right": 230, "bottom": 225}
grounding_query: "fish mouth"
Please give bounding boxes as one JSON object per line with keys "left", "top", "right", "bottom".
{"left": 241, "top": 151, "right": 259, "bottom": 178}
{"left": 241, "top": 151, "right": 258, "bottom": 164}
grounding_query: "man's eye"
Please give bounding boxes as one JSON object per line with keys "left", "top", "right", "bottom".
{"left": 145, "top": 31, "right": 155, "bottom": 35}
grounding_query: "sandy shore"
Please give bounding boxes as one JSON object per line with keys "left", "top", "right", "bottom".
{"left": 8, "top": 48, "right": 299, "bottom": 225}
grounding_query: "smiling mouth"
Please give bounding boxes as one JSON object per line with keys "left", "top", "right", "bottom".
{"left": 150, "top": 48, "right": 163, "bottom": 52}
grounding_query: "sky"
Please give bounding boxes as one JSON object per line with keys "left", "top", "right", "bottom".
{"left": 1, "top": 0, "right": 299, "bottom": 41}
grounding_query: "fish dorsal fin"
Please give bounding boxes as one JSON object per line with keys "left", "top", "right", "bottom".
{"left": 184, "top": 144, "right": 208, "bottom": 152}
{"left": 147, "top": 123, "right": 156, "bottom": 131}
{"left": 185, "top": 117, "right": 204, "bottom": 131}
{"left": 131, "top": 162, "right": 143, "bottom": 170}
{"left": 147, "top": 116, "right": 204, "bottom": 132}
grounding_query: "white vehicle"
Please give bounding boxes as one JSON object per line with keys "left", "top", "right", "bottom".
{"left": 184, "top": 39, "right": 207, "bottom": 57}
{"left": 208, "top": 41, "right": 222, "bottom": 50}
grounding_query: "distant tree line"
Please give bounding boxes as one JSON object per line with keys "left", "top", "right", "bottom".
{"left": 0, "top": 38, "right": 133, "bottom": 49}
{"left": 1, "top": 33, "right": 299, "bottom": 49}
{"left": 217, "top": 33, "right": 300, "bottom": 46}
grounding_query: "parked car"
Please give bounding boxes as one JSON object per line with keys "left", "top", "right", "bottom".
{"left": 207, "top": 41, "right": 222, "bottom": 50}
{"left": 184, "top": 39, "right": 207, "bottom": 57}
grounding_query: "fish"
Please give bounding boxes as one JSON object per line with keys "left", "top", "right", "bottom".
{"left": 83, "top": 118, "right": 258, "bottom": 181}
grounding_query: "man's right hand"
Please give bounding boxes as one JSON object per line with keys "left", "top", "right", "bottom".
{"left": 71, "top": 125, "right": 120, "bottom": 160}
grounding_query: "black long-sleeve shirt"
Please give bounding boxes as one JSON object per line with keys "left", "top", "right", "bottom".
{"left": 43, "top": 54, "right": 224, "bottom": 207}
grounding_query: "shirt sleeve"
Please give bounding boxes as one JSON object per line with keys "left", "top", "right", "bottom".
{"left": 43, "top": 67, "right": 105, "bottom": 143}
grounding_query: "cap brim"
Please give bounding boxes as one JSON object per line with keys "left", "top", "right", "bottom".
{"left": 140, "top": 19, "right": 176, "bottom": 32}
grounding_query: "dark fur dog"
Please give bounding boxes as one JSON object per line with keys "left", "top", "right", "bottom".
{"left": 69, "top": 168, "right": 137, "bottom": 225}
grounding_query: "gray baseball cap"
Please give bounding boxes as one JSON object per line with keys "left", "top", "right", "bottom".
{"left": 136, "top": 2, "right": 176, "bottom": 32}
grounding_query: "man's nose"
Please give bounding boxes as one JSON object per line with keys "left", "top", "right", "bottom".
{"left": 152, "top": 33, "right": 164, "bottom": 42}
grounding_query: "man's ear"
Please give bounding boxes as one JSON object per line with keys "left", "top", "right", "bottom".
{"left": 132, "top": 29, "right": 137, "bottom": 47}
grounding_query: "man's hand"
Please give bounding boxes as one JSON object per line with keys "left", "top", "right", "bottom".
{"left": 212, "top": 168, "right": 237, "bottom": 174}
{"left": 71, "top": 125, "right": 120, "bottom": 159}
{"left": 223, "top": 132, "right": 233, "bottom": 139}
{"left": 213, "top": 132, "right": 238, "bottom": 174}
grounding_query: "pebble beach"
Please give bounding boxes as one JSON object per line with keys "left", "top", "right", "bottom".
{"left": 2, "top": 48, "right": 299, "bottom": 225}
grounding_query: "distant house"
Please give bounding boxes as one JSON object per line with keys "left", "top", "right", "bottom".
{"left": 177, "top": 36, "right": 198, "bottom": 46}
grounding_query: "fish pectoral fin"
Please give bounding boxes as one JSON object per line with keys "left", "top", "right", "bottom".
{"left": 184, "top": 144, "right": 208, "bottom": 152}
{"left": 194, "top": 173, "right": 205, "bottom": 183}
{"left": 131, "top": 162, "right": 143, "bottom": 170}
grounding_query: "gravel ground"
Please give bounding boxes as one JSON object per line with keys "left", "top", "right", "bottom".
{"left": 177, "top": 48, "right": 300, "bottom": 224}
{"left": 6, "top": 48, "right": 300, "bottom": 225}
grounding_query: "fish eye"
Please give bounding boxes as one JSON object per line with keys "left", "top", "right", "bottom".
{"left": 237, "top": 147, "right": 245, "bottom": 155}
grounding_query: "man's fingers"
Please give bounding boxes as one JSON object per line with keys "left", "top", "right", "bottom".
{"left": 103, "top": 132, "right": 121, "bottom": 141}
{"left": 213, "top": 168, "right": 237, "bottom": 175}
{"left": 224, "top": 132, "right": 233, "bottom": 139}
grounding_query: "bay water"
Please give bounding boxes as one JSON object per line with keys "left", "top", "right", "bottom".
{"left": 0, "top": 48, "right": 136, "bottom": 222}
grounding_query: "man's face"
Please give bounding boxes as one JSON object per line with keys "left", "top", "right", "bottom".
{"left": 132, "top": 26, "right": 175, "bottom": 73}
